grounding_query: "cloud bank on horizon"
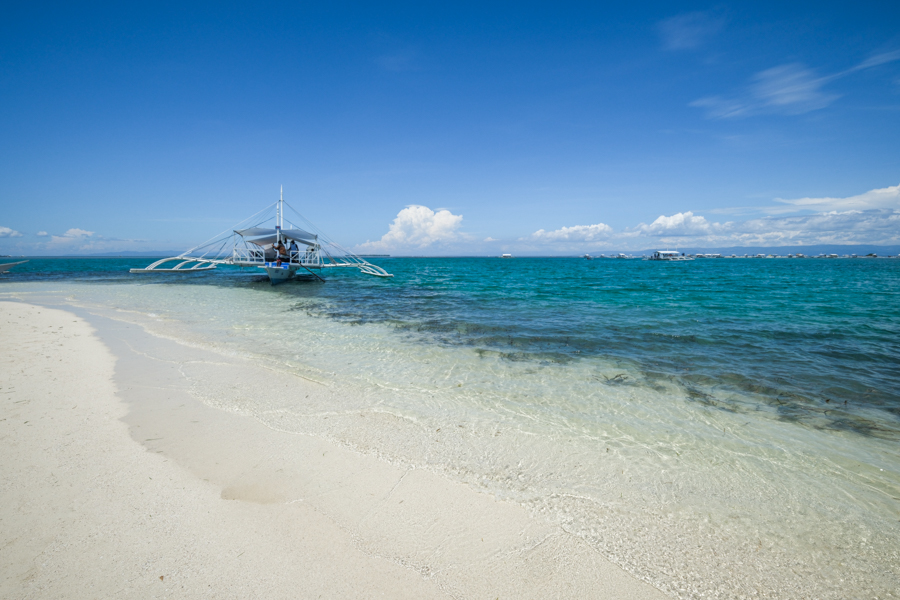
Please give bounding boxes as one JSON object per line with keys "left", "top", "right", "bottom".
{"left": 0, "top": 226, "right": 157, "bottom": 254}
{"left": 3, "top": 184, "right": 898, "bottom": 255}
{"left": 349, "top": 183, "right": 900, "bottom": 254}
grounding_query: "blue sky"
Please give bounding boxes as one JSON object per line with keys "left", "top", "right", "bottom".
{"left": 1, "top": 2, "right": 899, "bottom": 255}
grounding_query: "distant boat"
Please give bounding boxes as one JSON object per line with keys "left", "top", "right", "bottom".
{"left": 501, "top": 253, "right": 513, "bottom": 258}
{"left": 0, "top": 260, "right": 27, "bottom": 274}
{"left": 614, "top": 253, "right": 629, "bottom": 259}
{"left": 583, "top": 254, "right": 593, "bottom": 260}
{"left": 647, "top": 251, "right": 692, "bottom": 261}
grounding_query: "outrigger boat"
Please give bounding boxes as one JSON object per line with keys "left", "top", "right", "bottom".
{"left": 131, "top": 188, "right": 392, "bottom": 283}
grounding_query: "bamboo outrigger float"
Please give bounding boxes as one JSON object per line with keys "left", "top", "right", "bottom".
{"left": 131, "top": 188, "right": 392, "bottom": 283}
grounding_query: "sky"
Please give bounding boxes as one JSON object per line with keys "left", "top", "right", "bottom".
{"left": 1, "top": 1, "right": 899, "bottom": 256}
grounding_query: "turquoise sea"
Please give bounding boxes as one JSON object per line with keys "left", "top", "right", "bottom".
{"left": 3, "top": 256, "right": 899, "bottom": 598}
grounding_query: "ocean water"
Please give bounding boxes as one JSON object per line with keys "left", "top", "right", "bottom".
{"left": 3, "top": 256, "right": 900, "bottom": 598}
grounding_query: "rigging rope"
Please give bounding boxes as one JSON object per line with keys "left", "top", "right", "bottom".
{"left": 180, "top": 203, "right": 277, "bottom": 257}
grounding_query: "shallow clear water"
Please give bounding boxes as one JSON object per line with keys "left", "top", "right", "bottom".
{"left": 4, "top": 256, "right": 900, "bottom": 598}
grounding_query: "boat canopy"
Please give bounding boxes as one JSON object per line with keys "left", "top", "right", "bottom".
{"left": 235, "top": 227, "right": 318, "bottom": 247}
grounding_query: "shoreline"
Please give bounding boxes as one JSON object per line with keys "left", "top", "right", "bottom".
{"left": 1, "top": 300, "right": 666, "bottom": 599}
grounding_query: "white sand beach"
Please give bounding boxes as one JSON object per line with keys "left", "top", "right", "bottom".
{"left": 0, "top": 300, "right": 667, "bottom": 599}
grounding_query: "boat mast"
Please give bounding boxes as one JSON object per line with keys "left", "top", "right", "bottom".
{"left": 277, "top": 185, "right": 283, "bottom": 244}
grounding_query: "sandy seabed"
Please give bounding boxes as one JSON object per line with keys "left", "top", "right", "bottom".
{"left": 0, "top": 300, "right": 667, "bottom": 599}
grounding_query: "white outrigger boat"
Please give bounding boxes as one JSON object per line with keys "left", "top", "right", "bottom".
{"left": 131, "top": 189, "right": 392, "bottom": 283}
{"left": 647, "top": 250, "right": 693, "bottom": 261}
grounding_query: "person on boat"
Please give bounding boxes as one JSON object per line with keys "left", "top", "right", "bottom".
{"left": 274, "top": 240, "right": 287, "bottom": 265}
{"left": 289, "top": 240, "right": 299, "bottom": 263}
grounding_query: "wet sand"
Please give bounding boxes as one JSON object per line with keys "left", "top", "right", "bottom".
{"left": 0, "top": 300, "right": 667, "bottom": 599}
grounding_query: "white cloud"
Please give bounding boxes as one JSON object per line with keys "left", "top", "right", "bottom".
{"left": 64, "top": 228, "right": 93, "bottom": 238}
{"left": 528, "top": 222, "right": 613, "bottom": 242}
{"left": 47, "top": 227, "right": 94, "bottom": 250}
{"left": 688, "top": 96, "right": 747, "bottom": 119}
{"left": 854, "top": 50, "right": 900, "bottom": 71}
{"left": 751, "top": 64, "right": 837, "bottom": 113}
{"left": 484, "top": 237, "right": 499, "bottom": 242}
{"left": 36, "top": 231, "right": 48, "bottom": 237}
{"left": 774, "top": 183, "right": 900, "bottom": 212}
{"left": 657, "top": 12, "right": 724, "bottom": 50}
{"left": 0, "top": 226, "right": 23, "bottom": 238}
{"left": 48, "top": 228, "right": 95, "bottom": 247}
{"left": 638, "top": 211, "right": 727, "bottom": 236}
{"left": 357, "top": 205, "right": 464, "bottom": 251}
{"left": 692, "top": 49, "right": 900, "bottom": 119}
{"left": 692, "top": 63, "right": 836, "bottom": 118}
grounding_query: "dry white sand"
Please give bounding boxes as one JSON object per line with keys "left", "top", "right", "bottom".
{"left": 0, "top": 301, "right": 668, "bottom": 599}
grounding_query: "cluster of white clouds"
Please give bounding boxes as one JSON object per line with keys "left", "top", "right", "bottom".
{"left": 0, "top": 226, "right": 95, "bottom": 244}
{"left": 48, "top": 228, "right": 95, "bottom": 246}
{"left": 351, "top": 184, "right": 900, "bottom": 255}
{"left": 530, "top": 223, "right": 613, "bottom": 242}
{"left": 0, "top": 226, "right": 148, "bottom": 254}
{"left": 0, "top": 226, "right": 23, "bottom": 238}
{"left": 638, "top": 211, "right": 724, "bottom": 237}
{"left": 519, "top": 209, "right": 900, "bottom": 251}
{"left": 521, "top": 185, "right": 900, "bottom": 250}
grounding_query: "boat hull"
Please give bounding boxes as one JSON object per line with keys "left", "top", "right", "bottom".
{"left": 264, "top": 264, "right": 298, "bottom": 284}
